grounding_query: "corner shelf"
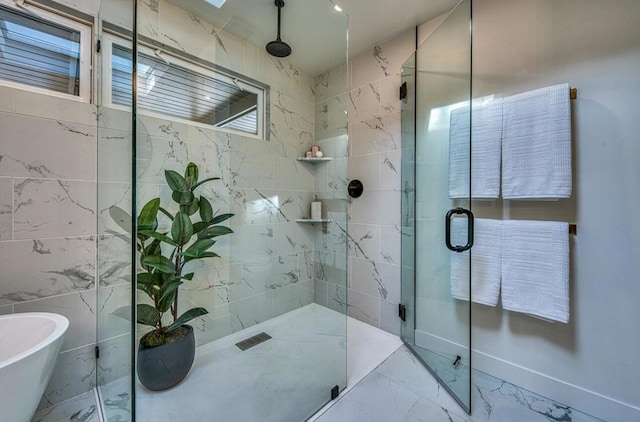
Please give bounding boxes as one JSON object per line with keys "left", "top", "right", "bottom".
{"left": 296, "top": 157, "right": 333, "bottom": 164}
{"left": 296, "top": 219, "right": 332, "bottom": 224}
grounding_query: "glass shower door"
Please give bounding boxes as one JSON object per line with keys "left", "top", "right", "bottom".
{"left": 400, "top": 0, "right": 472, "bottom": 412}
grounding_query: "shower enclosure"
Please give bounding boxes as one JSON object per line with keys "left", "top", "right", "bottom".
{"left": 96, "top": 0, "right": 349, "bottom": 420}
{"left": 401, "top": 0, "right": 640, "bottom": 420}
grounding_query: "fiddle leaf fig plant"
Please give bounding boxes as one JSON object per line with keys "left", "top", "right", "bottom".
{"left": 110, "top": 162, "right": 233, "bottom": 347}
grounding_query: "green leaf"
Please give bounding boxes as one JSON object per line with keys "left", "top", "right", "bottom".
{"left": 109, "top": 206, "right": 132, "bottom": 233}
{"left": 171, "top": 212, "right": 193, "bottom": 245}
{"left": 138, "top": 198, "right": 160, "bottom": 231}
{"left": 112, "top": 305, "right": 132, "bottom": 321}
{"left": 184, "top": 251, "right": 220, "bottom": 264}
{"left": 192, "top": 221, "right": 211, "bottom": 234}
{"left": 199, "top": 197, "right": 213, "bottom": 222}
{"left": 142, "top": 255, "right": 175, "bottom": 274}
{"left": 211, "top": 213, "right": 234, "bottom": 225}
{"left": 184, "top": 162, "right": 199, "bottom": 189}
{"left": 200, "top": 225, "right": 233, "bottom": 239}
{"left": 137, "top": 304, "right": 161, "bottom": 327}
{"left": 180, "top": 239, "right": 215, "bottom": 258}
{"left": 172, "top": 190, "right": 195, "bottom": 206}
{"left": 139, "top": 230, "right": 178, "bottom": 247}
{"left": 157, "top": 281, "right": 182, "bottom": 312}
{"left": 165, "top": 170, "right": 187, "bottom": 192}
{"left": 159, "top": 207, "right": 174, "bottom": 221}
{"left": 192, "top": 177, "right": 220, "bottom": 190}
{"left": 165, "top": 307, "right": 208, "bottom": 332}
{"left": 186, "top": 196, "right": 199, "bottom": 216}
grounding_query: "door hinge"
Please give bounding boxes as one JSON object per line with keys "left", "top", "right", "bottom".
{"left": 95, "top": 345, "right": 100, "bottom": 359}
{"left": 331, "top": 385, "right": 339, "bottom": 400}
{"left": 96, "top": 39, "right": 101, "bottom": 53}
{"left": 399, "top": 82, "right": 407, "bottom": 100}
{"left": 399, "top": 304, "right": 406, "bottom": 322}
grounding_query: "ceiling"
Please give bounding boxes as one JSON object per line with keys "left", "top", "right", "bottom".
{"left": 168, "top": 0, "right": 459, "bottom": 75}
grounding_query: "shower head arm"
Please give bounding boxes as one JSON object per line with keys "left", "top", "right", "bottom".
{"left": 275, "top": 0, "right": 284, "bottom": 41}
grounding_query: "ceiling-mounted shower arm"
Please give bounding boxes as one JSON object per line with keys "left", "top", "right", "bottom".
{"left": 266, "top": 0, "right": 292, "bottom": 57}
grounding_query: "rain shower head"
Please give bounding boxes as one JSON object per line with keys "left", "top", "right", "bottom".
{"left": 266, "top": 0, "right": 292, "bottom": 58}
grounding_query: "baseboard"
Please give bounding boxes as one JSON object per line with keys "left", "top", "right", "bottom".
{"left": 415, "top": 329, "right": 640, "bottom": 421}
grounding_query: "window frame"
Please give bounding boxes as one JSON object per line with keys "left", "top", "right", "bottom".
{"left": 101, "top": 32, "right": 267, "bottom": 140}
{"left": 0, "top": 0, "right": 92, "bottom": 103}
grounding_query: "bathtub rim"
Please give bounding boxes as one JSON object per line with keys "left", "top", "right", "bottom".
{"left": 0, "top": 312, "right": 69, "bottom": 370}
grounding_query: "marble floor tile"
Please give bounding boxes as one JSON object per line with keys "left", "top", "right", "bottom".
{"left": 31, "top": 390, "right": 99, "bottom": 422}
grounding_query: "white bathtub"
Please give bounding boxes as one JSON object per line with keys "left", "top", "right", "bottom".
{"left": 0, "top": 312, "right": 69, "bottom": 422}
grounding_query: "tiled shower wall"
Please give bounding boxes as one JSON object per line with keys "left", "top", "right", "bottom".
{"left": 0, "top": 87, "right": 100, "bottom": 408}
{"left": 327, "top": 30, "right": 415, "bottom": 335}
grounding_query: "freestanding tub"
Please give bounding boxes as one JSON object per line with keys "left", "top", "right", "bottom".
{"left": 0, "top": 312, "right": 69, "bottom": 422}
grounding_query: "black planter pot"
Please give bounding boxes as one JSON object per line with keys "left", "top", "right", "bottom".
{"left": 137, "top": 325, "right": 195, "bottom": 391}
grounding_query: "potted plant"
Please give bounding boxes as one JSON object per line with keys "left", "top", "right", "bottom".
{"left": 110, "top": 162, "right": 233, "bottom": 391}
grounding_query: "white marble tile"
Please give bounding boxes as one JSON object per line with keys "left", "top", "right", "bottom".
{"left": 347, "top": 289, "right": 380, "bottom": 327}
{"left": 347, "top": 223, "right": 379, "bottom": 260}
{"left": 0, "top": 113, "right": 96, "bottom": 180}
{"left": 380, "top": 149, "right": 401, "bottom": 189}
{"left": 100, "top": 378, "right": 132, "bottom": 422}
{"left": 380, "top": 74, "right": 403, "bottom": 116}
{"left": 98, "top": 107, "right": 133, "bottom": 132}
{"left": 0, "top": 178, "right": 11, "bottom": 240}
{"left": 316, "top": 94, "right": 348, "bottom": 140}
{"left": 212, "top": 28, "right": 245, "bottom": 74}
{"left": 97, "top": 334, "right": 131, "bottom": 387}
{"left": 228, "top": 150, "right": 274, "bottom": 189}
{"left": 100, "top": 0, "right": 135, "bottom": 32}
{"left": 315, "top": 250, "right": 348, "bottom": 287}
{"left": 15, "top": 90, "right": 97, "bottom": 126}
{"left": 15, "top": 290, "right": 96, "bottom": 351}
{"left": 318, "top": 398, "right": 380, "bottom": 422}
{"left": 350, "top": 112, "right": 401, "bottom": 157}
{"left": 315, "top": 62, "right": 348, "bottom": 104}
{"left": 98, "top": 129, "right": 132, "bottom": 183}
{"left": 13, "top": 178, "right": 96, "bottom": 239}
{"left": 97, "top": 182, "right": 133, "bottom": 236}
{"left": 327, "top": 284, "right": 347, "bottom": 315}
{"left": 405, "top": 397, "right": 470, "bottom": 422}
{"left": 379, "top": 225, "right": 402, "bottom": 265}
{"left": 379, "top": 299, "right": 401, "bottom": 336}
{"left": 0, "top": 304, "right": 13, "bottom": 315}
{"left": 138, "top": 0, "right": 159, "bottom": 38}
{"left": 262, "top": 56, "right": 301, "bottom": 98}
{"left": 351, "top": 29, "right": 415, "bottom": 90}
{"left": 273, "top": 279, "right": 313, "bottom": 316}
{"left": 273, "top": 156, "right": 314, "bottom": 191}
{"left": 241, "top": 189, "right": 299, "bottom": 224}
{"left": 269, "top": 121, "right": 315, "bottom": 158}
{"left": 349, "top": 257, "right": 398, "bottom": 303}
{"left": 229, "top": 291, "right": 274, "bottom": 332}
{"left": 271, "top": 90, "right": 314, "bottom": 132}
{"left": 32, "top": 390, "right": 99, "bottom": 422}
{"left": 156, "top": 0, "right": 215, "bottom": 56}
{"left": 39, "top": 344, "right": 96, "bottom": 409}
{"left": 348, "top": 82, "right": 380, "bottom": 121}
{"left": 97, "top": 283, "right": 131, "bottom": 341}
{"left": 230, "top": 224, "right": 274, "bottom": 263}
{"left": 347, "top": 371, "right": 420, "bottom": 421}
{"left": 0, "top": 236, "right": 95, "bottom": 305}
{"left": 0, "top": 86, "right": 15, "bottom": 112}
{"left": 98, "top": 233, "right": 131, "bottom": 287}
{"left": 348, "top": 153, "right": 381, "bottom": 191}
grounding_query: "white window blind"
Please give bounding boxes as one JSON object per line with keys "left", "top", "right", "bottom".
{"left": 111, "top": 43, "right": 261, "bottom": 136}
{"left": 0, "top": 4, "right": 85, "bottom": 97}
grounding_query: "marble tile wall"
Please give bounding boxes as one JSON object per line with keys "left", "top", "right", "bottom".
{"left": 0, "top": 85, "right": 100, "bottom": 409}
{"left": 127, "top": 0, "right": 319, "bottom": 350}
{"left": 315, "top": 30, "right": 415, "bottom": 334}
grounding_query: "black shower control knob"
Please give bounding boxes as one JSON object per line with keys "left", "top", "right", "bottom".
{"left": 348, "top": 180, "right": 364, "bottom": 198}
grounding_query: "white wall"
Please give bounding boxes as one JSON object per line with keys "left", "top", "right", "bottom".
{"left": 412, "top": 1, "right": 640, "bottom": 420}
{"left": 470, "top": 1, "right": 640, "bottom": 420}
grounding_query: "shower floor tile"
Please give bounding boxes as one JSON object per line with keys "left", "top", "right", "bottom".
{"left": 316, "top": 346, "right": 603, "bottom": 422}
{"left": 96, "top": 303, "right": 401, "bottom": 422}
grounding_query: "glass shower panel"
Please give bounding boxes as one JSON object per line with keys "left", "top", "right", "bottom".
{"left": 401, "top": 0, "right": 472, "bottom": 412}
{"left": 96, "top": 1, "right": 135, "bottom": 421}
{"left": 133, "top": 1, "right": 348, "bottom": 421}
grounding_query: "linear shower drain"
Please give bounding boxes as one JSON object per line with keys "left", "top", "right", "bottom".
{"left": 235, "top": 332, "right": 272, "bottom": 351}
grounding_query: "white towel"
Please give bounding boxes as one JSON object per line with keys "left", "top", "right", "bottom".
{"left": 502, "top": 83, "right": 572, "bottom": 199}
{"left": 450, "top": 218, "right": 502, "bottom": 306}
{"left": 501, "top": 220, "right": 570, "bottom": 323}
{"left": 449, "top": 100, "right": 503, "bottom": 199}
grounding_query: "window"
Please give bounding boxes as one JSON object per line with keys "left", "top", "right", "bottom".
{"left": 0, "top": 1, "right": 91, "bottom": 101}
{"left": 103, "top": 35, "right": 266, "bottom": 138}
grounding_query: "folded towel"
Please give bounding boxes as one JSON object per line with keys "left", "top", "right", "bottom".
{"left": 501, "top": 220, "right": 570, "bottom": 323}
{"left": 450, "top": 218, "right": 502, "bottom": 306}
{"left": 502, "top": 83, "right": 572, "bottom": 199}
{"left": 449, "top": 100, "right": 503, "bottom": 199}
